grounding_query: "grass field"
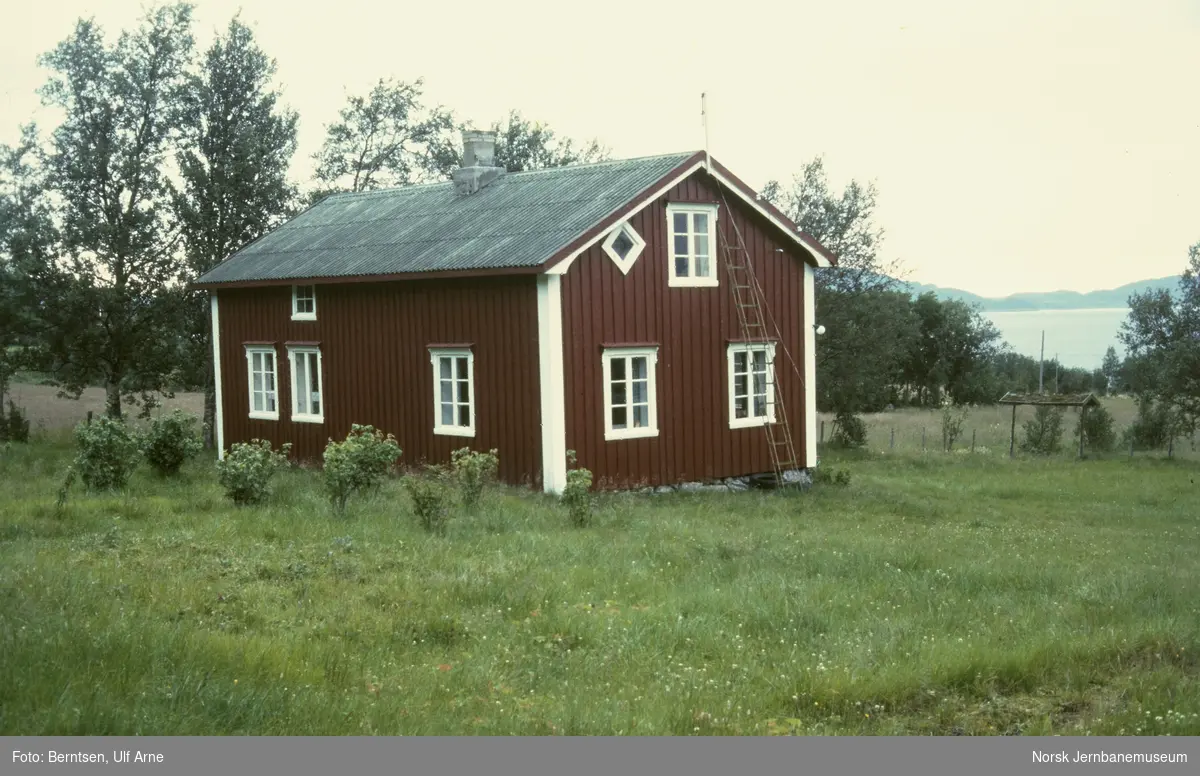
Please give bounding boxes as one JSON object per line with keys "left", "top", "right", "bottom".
{"left": 2, "top": 427, "right": 1198, "bottom": 735}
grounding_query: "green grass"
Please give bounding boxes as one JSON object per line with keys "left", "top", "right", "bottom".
{"left": 1, "top": 435, "right": 1198, "bottom": 736}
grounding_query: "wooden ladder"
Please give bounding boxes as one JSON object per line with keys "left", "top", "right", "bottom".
{"left": 717, "top": 190, "right": 801, "bottom": 487}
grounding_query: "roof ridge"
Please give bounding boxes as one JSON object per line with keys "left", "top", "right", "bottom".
{"left": 320, "top": 151, "right": 698, "bottom": 202}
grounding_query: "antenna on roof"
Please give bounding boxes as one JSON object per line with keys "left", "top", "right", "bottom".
{"left": 701, "top": 92, "right": 710, "bottom": 169}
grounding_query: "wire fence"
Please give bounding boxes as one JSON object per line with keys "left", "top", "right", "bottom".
{"left": 815, "top": 409, "right": 1200, "bottom": 461}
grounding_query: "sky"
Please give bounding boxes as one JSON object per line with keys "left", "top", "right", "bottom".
{"left": 2, "top": 0, "right": 1198, "bottom": 297}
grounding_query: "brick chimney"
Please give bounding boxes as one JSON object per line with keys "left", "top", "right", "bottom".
{"left": 453, "top": 130, "right": 505, "bottom": 195}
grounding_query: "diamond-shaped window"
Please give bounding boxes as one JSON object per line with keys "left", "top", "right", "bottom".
{"left": 601, "top": 221, "right": 645, "bottom": 275}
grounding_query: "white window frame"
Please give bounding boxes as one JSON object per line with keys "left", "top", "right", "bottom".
{"left": 601, "top": 220, "right": 646, "bottom": 275}
{"left": 666, "top": 203, "right": 719, "bottom": 288}
{"left": 429, "top": 347, "right": 475, "bottom": 437}
{"left": 727, "top": 341, "right": 777, "bottom": 429}
{"left": 291, "top": 285, "right": 316, "bottom": 321}
{"left": 244, "top": 345, "right": 279, "bottom": 421}
{"left": 601, "top": 346, "right": 659, "bottom": 441}
{"left": 287, "top": 345, "right": 324, "bottom": 424}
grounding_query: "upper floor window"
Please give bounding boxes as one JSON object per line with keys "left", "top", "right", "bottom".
{"left": 602, "top": 347, "right": 659, "bottom": 440}
{"left": 727, "top": 341, "right": 776, "bottom": 428}
{"left": 292, "top": 285, "right": 316, "bottom": 321}
{"left": 288, "top": 345, "right": 324, "bottom": 423}
{"left": 429, "top": 347, "right": 475, "bottom": 437}
{"left": 245, "top": 345, "right": 279, "bottom": 421}
{"left": 601, "top": 221, "right": 646, "bottom": 275}
{"left": 666, "top": 203, "right": 718, "bottom": 287}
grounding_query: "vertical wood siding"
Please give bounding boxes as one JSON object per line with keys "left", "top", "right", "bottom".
{"left": 560, "top": 169, "right": 809, "bottom": 488}
{"left": 217, "top": 276, "right": 542, "bottom": 486}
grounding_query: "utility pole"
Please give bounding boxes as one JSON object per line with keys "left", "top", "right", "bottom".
{"left": 1054, "top": 354, "right": 1059, "bottom": 394}
{"left": 701, "top": 92, "right": 711, "bottom": 169}
{"left": 1038, "top": 330, "right": 1045, "bottom": 394}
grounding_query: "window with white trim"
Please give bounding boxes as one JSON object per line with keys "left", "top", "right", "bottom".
{"left": 288, "top": 346, "right": 324, "bottom": 423}
{"left": 728, "top": 342, "right": 776, "bottom": 428}
{"left": 666, "top": 203, "right": 718, "bottom": 287}
{"left": 292, "top": 285, "right": 316, "bottom": 320}
{"left": 245, "top": 346, "right": 279, "bottom": 420}
{"left": 430, "top": 348, "right": 475, "bottom": 436}
{"left": 602, "top": 347, "right": 658, "bottom": 440}
{"left": 601, "top": 220, "right": 646, "bottom": 275}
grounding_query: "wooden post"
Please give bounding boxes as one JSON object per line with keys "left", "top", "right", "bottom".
{"left": 1130, "top": 436, "right": 1134, "bottom": 457}
{"left": 921, "top": 427, "right": 926, "bottom": 451}
{"left": 1078, "top": 405, "right": 1086, "bottom": 459}
{"left": 820, "top": 421, "right": 825, "bottom": 445}
{"left": 86, "top": 410, "right": 93, "bottom": 426}
{"left": 971, "top": 429, "right": 976, "bottom": 454}
{"left": 890, "top": 427, "right": 895, "bottom": 450}
{"left": 1168, "top": 435, "right": 1174, "bottom": 459}
{"left": 1009, "top": 404, "right": 1017, "bottom": 458}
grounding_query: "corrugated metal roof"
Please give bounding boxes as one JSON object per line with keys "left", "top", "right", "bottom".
{"left": 195, "top": 152, "right": 697, "bottom": 285}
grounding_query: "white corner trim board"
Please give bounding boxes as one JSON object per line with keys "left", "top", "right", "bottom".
{"left": 536, "top": 275, "right": 568, "bottom": 494}
{"left": 803, "top": 263, "right": 818, "bottom": 468}
{"left": 210, "top": 292, "right": 225, "bottom": 459}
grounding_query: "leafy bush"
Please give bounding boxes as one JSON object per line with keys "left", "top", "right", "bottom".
{"left": 940, "top": 401, "right": 969, "bottom": 452}
{"left": 141, "top": 409, "right": 203, "bottom": 476}
{"left": 1075, "top": 404, "right": 1116, "bottom": 453}
{"left": 813, "top": 465, "right": 851, "bottom": 487}
{"left": 404, "top": 466, "right": 452, "bottom": 534}
{"left": 216, "top": 439, "right": 292, "bottom": 506}
{"left": 323, "top": 425, "right": 401, "bottom": 515}
{"left": 1121, "top": 398, "right": 1182, "bottom": 451}
{"left": 561, "top": 450, "right": 594, "bottom": 527}
{"left": 0, "top": 401, "right": 30, "bottom": 443}
{"left": 828, "top": 412, "right": 867, "bottom": 449}
{"left": 73, "top": 416, "right": 140, "bottom": 490}
{"left": 1020, "top": 405, "right": 1064, "bottom": 455}
{"left": 450, "top": 447, "right": 499, "bottom": 509}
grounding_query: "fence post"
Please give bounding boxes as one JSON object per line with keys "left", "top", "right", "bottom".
{"left": 1168, "top": 436, "right": 1174, "bottom": 459}
{"left": 1130, "top": 437, "right": 1134, "bottom": 458}
{"left": 820, "top": 421, "right": 825, "bottom": 445}
{"left": 86, "top": 411, "right": 93, "bottom": 426}
{"left": 890, "top": 427, "right": 895, "bottom": 450}
{"left": 971, "top": 429, "right": 976, "bottom": 454}
{"left": 921, "top": 427, "right": 926, "bottom": 451}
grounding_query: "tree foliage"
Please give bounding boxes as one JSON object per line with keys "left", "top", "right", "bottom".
{"left": 312, "top": 77, "right": 458, "bottom": 196}
{"left": 488, "top": 110, "right": 609, "bottom": 172}
{"left": 173, "top": 15, "right": 298, "bottom": 445}
{"left": 1119, "top": 242, "right": 1200, "bottom": 438}
{"left": 0, "top": 125, "right": 58, "bottom": 401}
{"left": 34, "top": 4, "right": 196, "bottom": 418}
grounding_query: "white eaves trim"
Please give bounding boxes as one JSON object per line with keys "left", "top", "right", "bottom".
{"left": 546, "top": 158, "right": 833, "bottom": 276}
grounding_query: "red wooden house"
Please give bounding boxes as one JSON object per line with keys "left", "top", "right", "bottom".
{"left": 194, "top": 131, "right": 836, "bottom": 492}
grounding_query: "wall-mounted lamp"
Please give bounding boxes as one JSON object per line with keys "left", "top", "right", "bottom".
{"left": 814, "top": 324, "right": 826, "bottom": 336}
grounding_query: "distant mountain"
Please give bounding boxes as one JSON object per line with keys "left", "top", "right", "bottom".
{"left": 905, "top": 276, "right": 1181, "bottom": 312}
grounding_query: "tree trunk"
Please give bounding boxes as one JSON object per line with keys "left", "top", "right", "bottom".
{"left": 105, "top": 380, "right": 123, "bottom": 420}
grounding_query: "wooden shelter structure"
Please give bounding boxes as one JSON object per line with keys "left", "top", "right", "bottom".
{"left": 997, "top": 392, "right": 1102, "bottom": 458}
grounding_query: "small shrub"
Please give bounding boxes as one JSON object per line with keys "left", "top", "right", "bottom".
{"left": 0, "top": 401, "right": 30, "bottom": 443}
{"left": 141, "top": 409, "right": 203, "bottom": 476}
{"left": 323, "top": 425, "right": 401, "bottom": 515}
{"left": 940, "top": 401, "right": 969, "bottom": 452}
{"left": 828, "top": 412, "right": 867, "bottom": 449}
{"left": 1075, "top": 404, "right": 1116, "bottom": 453}
{"left": 813, "top": 466, "right": 851, "bottom": 487}
{"left": 1121, "top": 398, "right": 1182, "bottom": 451}
{"left": 450, "top": 447, "right": 499, "bottom": 509}
{"left": 73, "top": 416, "right": 140, "bottom": 491}
{"left": 561, "top": 450, "right": 594, "bottom": 527}
{"left": 1020, "top": 405, "right": 1064, "bottom": 455}
{"left": 216, "top": 439, "right": 292, "bottom": 506}
{"left": 404, "top": 466, "right": 453, "bottom": 534}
